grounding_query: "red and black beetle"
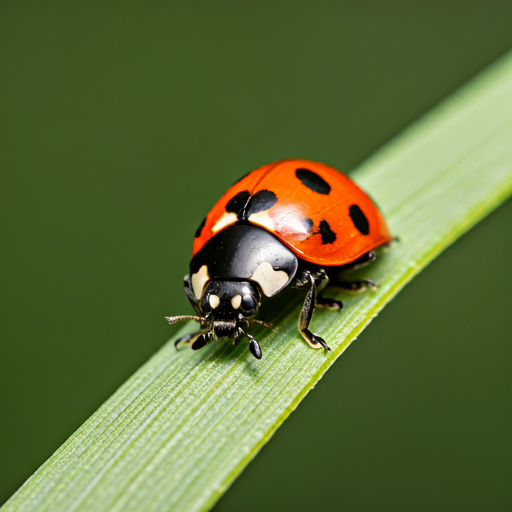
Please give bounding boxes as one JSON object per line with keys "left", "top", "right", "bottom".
{"left": 166, "top": 159, "right": 392, "bottom": 359}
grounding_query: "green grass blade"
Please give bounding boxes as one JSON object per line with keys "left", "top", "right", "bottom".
{"left": 4, "top": 51, "right": 512, "bottom": 512}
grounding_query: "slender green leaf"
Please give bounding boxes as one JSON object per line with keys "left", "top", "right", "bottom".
{"left": 4, "top": 51, "right": 512, "bottom": 512}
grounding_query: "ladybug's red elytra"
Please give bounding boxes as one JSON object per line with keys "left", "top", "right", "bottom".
{"left": 166, "top": 159, "right": 393, "bottom": 359}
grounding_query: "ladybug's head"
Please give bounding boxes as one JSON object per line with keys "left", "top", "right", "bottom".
{"left": 199, "top": 281, "right": 261, "bottom": 359}
{"left": 166, "top": 278, "right": 269, "bottom": 359}
{"left": 200, "top": 280, "right": 261, "bottom": 338}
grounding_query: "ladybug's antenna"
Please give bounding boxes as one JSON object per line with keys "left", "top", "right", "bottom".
{"left": 251, "top": 318, "right": 273, "bottom": 329}
{"left": 165, "top": 315, "right": 206, "bottom": 325}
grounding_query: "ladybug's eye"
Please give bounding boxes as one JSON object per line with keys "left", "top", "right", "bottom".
{"left": 241, "top": 295, "right": 256, "bottom": 312}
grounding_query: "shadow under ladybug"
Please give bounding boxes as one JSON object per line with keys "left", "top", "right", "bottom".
{"left": 166, "top": 159, "right": 393, "bottom": 360}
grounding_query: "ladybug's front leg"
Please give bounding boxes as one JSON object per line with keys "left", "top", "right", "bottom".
{"left": 298, "top": 272, "right": 331, "bottom": 351}
{"left": 174, "top": 330, "right": 209, "bottom": 351}
{"left": 183, "top": 274, "right": 202, "bottom": 314}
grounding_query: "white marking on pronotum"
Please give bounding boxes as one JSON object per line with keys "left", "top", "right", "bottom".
{"left": 209, "top": 294, "right": 220, "bottom": 309}
{"left": 250, "top": 261, "right": 289, "bottom": 297}
{"left": 231, "top": 294, "right": 242, "bottom": 309}
{"left": 191, "top": 265, "right": 209, "bottom": 300}
{"left": 212, "top": 212, "right": 238, "bottom": 233}
{"left": 248, "top": 210, "right": 275, "bottom": 232}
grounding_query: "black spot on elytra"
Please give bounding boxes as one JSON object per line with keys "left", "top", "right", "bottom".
{"left": 195, "top": 217, "right": 206, "bottom": 238}
{"left": 244, "top": 189, "right": 278, "bottom": 218}
{"left": 304, "top": 218, "right": 314, "bottom": 233}
{"left": 226, "top": 190, "right": 251, "bottom": 215}
{"left": 296, "top": 168, "right": 331, "bottom": 195}
{"left": 349, "top": 204, "right": 369, "bottom": 235}
{"left": 314, "top": 220, "right": 337, "bottom": 244}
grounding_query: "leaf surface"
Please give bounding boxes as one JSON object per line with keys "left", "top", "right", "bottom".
{"left": 4, "top": 51, "right": 512, "bottom": 512}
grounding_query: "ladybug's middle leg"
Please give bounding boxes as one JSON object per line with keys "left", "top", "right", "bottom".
{"left": 297, "top": 271, "right": 332, "bottom": 351}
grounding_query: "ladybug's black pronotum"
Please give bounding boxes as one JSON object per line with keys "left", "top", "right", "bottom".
{"left": 166, "top": 159, "right": 392, "bottom": 359}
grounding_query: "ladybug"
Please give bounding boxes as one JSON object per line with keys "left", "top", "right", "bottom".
{"left": 166, "top": 159, "right": 392, "bottom": 359}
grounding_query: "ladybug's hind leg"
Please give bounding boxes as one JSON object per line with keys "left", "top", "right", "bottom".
{"left": 296, "top": 271, "right": 332, "bottom": 351}
{"left": 316, "top": 296, "right": 344, "bottom": 310}
{"left": 330, "top": 279, "right": 377, "bottom": 292}
{"left": 342, "top": 250, "right": 377, "bottom": 270}
{"left": 328, "top": 251, "right": 378, "bottom": 293}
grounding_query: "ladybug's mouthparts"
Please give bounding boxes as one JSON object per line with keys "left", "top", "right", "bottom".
{"left": 166, "top": 313, "right": 270, "bottom": 360}
{"left": 212, "top": 320, "right": 238, "bottom": 339}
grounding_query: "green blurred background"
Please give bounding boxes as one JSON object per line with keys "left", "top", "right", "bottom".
{"left": 1, "top": 2, "right": 511, "bottom": 510}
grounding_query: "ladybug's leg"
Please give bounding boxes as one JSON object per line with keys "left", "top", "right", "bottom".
{"left": 330, "top": 279, "right": 377, "bottom": 292}
{"left": 328, "top": 251, "right": 378, "bottom": 292}
{"left": 298, "top": 272, "right": 331, "bottom": 351}
{"left": 316, "top": 296, "right": 344, "bottom": 310}
{"left": 342, "top": 251, "right": 376, "bottom": 270}
{"left": 175, "top": 330, "right": 209, "bottom": 350}
{"left": 183, "top": 275, "right": 202, "bottom": 315}
{"left": 170, "top": 311, "right": 212, "bottom": 351}
{"left": 314, "top": 269, "right": 343, "bottom": 310}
